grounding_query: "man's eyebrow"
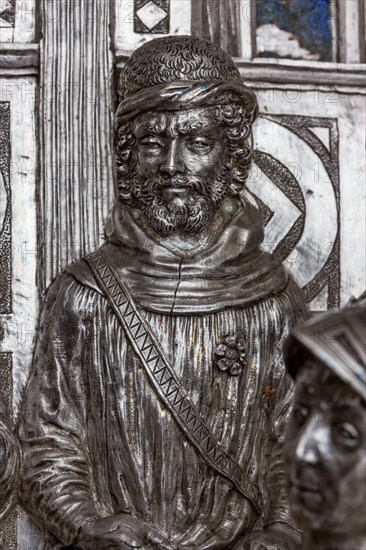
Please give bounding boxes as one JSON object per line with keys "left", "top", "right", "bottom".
{"left": 175, "top": 120, "right": 206, "bottom": 135}
{"left": 136, "top": 121, "right": 167, "bottom": 135}
{"left": 328, "top": 396, "right": 364, "bottom": 412}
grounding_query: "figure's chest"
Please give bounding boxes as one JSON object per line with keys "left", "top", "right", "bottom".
{"left": 103, "top": 306, "right": 277, "bottom": 453}
{"left": 132, "top": 308, "right": 279, "bottom": 413}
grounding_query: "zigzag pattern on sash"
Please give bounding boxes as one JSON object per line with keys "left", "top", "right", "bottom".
{"left": 86, "top": 251, "right": 261, "bottom": 512}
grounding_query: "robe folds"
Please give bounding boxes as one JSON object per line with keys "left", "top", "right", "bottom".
{"left": 19, "top": 195, "right": 307, "bottom": 549}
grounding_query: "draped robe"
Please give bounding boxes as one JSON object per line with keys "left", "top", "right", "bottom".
{"left": 19, "top": 195, "right": 307, "bottom": 548}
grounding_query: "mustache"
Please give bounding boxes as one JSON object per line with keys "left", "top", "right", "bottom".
{"left": 288, "top": 467, "right": 338, "bottom": 504}
{"left": 129, "top": 171, "right": 231, "bottom": 235}
{"left": 134, "top": 174, "right": 211, "bottom": 197}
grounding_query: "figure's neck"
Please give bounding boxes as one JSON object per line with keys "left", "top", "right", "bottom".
{"left": 137, "top": 196, "right": 242, "bottom": 258}
{"left": 154, "top": 225, "right": 214, "bottom": 257}
{"left": 303, "top": 531, "right": 366, "bottom": 550}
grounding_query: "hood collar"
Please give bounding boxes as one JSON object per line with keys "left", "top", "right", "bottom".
{"left": 69, "top": 193, "right": 288, "bottom": 315}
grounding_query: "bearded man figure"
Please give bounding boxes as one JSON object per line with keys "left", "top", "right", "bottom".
{"left": 19, "top": 37, "right": 307, "bottom": 550}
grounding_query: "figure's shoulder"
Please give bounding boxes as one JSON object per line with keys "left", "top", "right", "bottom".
{"left": 272, "top": 274, "right": 309, "bottom": 325}
{"left": 65, "top": 257, "right": 102, "bottom": 295}
{"left": 42, "top": 254, "right": 104, "bottom": 317}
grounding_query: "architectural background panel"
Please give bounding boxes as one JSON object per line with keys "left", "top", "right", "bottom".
{"left": 192, "top": 0, "right": 244, "bottom": 56}
{"left": 0, "top": 83, "right": 35, "bottom": 546}
{"left": 248, "top": 85, "right": 365, "bottom": 309}
{"left": 0, "top": 0, "right": 36, "bottom": 43}
{"left": 0, "top": 77, "right": 37, "bottom": 411}
{"left": 39, "top": 0, "right": 115, "bottom": 293}
{"left": 252, "top": 113, "right": 340, "bottom": 310}
{"left": 0, "top": 102, "right": 11, "bottom": 314}
{"left": 134, "top": 0, "right": 170, "bottom": 34}
{"left": 0, "top": 0, "right": 15, "bottom": 28}
{"left": 114, "top": 0, "right": 191, "bottom": 53}
{"left": 0, "top": 352, "right": 12, "bottom": 423}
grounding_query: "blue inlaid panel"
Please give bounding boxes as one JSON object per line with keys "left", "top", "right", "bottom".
{"left": 256, "top": 0, "right": 333, "bottom": 61}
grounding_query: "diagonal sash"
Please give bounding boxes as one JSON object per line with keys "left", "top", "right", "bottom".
{"left": 85, "top": 249, "right": 261, "bottom": 514}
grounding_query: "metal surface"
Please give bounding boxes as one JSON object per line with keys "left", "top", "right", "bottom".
{"left": 18, "top": 36, "right": 307, "bottom": 549}
{"left": 0, "top": 102, "right": 11, "bottom": 315}
{"left": 0, "top": 397, "right": 18, "bottom": 526}
{"left": 285, "top": 299, "right": 366, "bottom": 550}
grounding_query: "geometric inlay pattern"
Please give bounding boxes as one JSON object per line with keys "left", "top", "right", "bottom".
{"left": 252, "top": 114, "right": 340, "bottom": 310}
{"left": 86, "top": 250, "right": 261, "bottom": 512}
{"left": 0, "top": 0, "right": 15, "bottom": 27}
{"left": 0, "top": 352, "right": 12, "bottom": 424}
{"left": 134, "top": 0, "right": 169, "bottom": 34}
{"left": 252, "top": 150, "right": 303, "bottom": 256}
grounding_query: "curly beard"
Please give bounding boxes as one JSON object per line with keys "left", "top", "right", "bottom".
{"left": 131, "top": 173, "right": 230, "bottom": 235}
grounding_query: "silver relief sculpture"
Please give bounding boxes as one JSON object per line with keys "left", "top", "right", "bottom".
{"left": 0, "top": 405, "right": 18, "bottom": 550}
{"left": 284, "top": 297, "right": 366, "bottom": 550}
{"left": 18, "top": 37, "right": 307, "bottom": 549}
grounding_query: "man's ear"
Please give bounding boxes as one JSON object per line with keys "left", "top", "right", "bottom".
{"left": 223, "top": 153, "right": 233, "bottom": 171}
{"left": 241, "top": 123, "right": 251, "bottom": 140}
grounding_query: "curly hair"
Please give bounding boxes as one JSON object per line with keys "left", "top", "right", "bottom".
{"left": 0, "top": 416, "right": 19, "bottom": 521}
{"left": 115, "top": 93, "right": 253, "bottom": 202}
{"left": 118, "top": 36, "right": 242, "bottom": 100}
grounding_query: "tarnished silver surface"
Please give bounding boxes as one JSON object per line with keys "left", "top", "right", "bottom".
{"left": 18, "top": 37, "right": 307, "bottom": 549}
{"left": 0, "top": 403, "right": 19, "bottom": 550}
{"left": 284, "top": 298, "right": 366, "bottom": 550}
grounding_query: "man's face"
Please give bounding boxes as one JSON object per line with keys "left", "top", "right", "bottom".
{"left": 130, "top": 107, "right": 228, "bottom": 235}
{"left": 285, "top": 360, "right": 366, "bottom": 538}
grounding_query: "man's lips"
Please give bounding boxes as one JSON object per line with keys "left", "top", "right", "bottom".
{"left": 162, "top": 185, "right": 189, "bottom": 192}
{"left": 292, "top": 481, "right": 320, "bottom": 492}
{"left": 160, "top": 187, "right": 191, "bottom": 202}
{"left": 161, "top": 181, "right": 194, "bottom": 189}
{"left": 289, "top": 481, "right": 327, "bottom": 511}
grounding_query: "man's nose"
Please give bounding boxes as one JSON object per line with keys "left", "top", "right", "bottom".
{"left": 295, "top": 415, "right": 328, "bottom": 466}
{"left": 160, "top": 139, "right": 185, "bottom": 175}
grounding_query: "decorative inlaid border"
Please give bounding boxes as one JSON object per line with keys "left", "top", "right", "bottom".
{"left": 0, "top": 352, "right": 12, "bottom": 422}
{"left": 252, "top": 113, "right": 341, "bottom": 310}
{"left": 0, "top": 103, "right": 11, "bottom": 315}
{"left": 0, "top": 0, "right": 15, "bottom": 28}
{"left": 134, "top": 0, "right": 169, "bottom": 34}
{"left": 266, "top": 114, "right": 340, "bottom": 309}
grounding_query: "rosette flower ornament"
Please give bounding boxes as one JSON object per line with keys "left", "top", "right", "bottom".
{"left": 214, "top": 335, "right": 247, "bottom": 376}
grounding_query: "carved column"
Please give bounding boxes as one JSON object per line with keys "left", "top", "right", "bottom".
{"left": 191, "top": 0, "right": 243, "bottom": 56}
{"left": 39, "top": 0, "right": 115, "bottom": 294}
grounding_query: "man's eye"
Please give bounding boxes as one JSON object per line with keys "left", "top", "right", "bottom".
{"left": 141, "top": 138, "right": 164, "bottom": 150}
{"left": 292, "top": 404, "right": 310, "bottom": 427}
{"left": 334, "top": 422, "right": 360, "bottom": 448}
{"left": 187, "top": 138, "right": 212, "bottom": 152}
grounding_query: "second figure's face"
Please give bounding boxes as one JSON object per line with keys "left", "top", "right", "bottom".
{"left": 130, "top": 108, "right": 230, "bottom": 235}
{"left": 285, "top": 360, "right": 366, "bottom": 538}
